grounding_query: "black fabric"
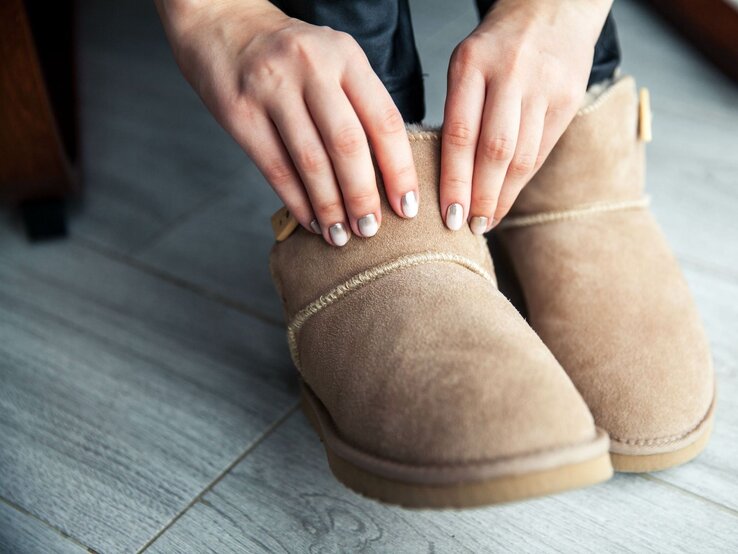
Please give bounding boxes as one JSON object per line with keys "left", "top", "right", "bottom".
{"left": 273, "top": 0, "right": 425, "bottom": 122}
{"left": 274, "top": 0, "right": 621, "bottom": 122}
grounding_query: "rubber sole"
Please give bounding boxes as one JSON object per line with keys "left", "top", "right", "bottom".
{"left": 611, "top": 410, "right": 714, "bottom": 473}
{"left": 301, "top": 383, "right": 613, "bottom": 508}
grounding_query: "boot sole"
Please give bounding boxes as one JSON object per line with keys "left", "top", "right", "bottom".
{"left": 300, "top": 381, "right": 613, "bottom": 508}
{"left": 610, "top": 402, "right": 715, "bottom": 473}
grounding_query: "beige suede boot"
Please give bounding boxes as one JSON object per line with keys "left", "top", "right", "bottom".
{"left": 496, "top": 76, "right": 715, "bottom": 473}
{"left": 269, "top": 131, "right": 612, "bottom": 508}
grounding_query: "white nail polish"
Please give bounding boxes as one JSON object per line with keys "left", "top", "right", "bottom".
{"left": 401, "top": 191, "right": 419, "bottom": 218}
{"left": 470, "top": 216, "right": 489, "bottom": 236}
{"left": 358, "top": 214, "right": 379, "bottom": 237}
{"left": 310, "top": 219, "right": 321, "bottom": 234}
{"left": 329, "top": 223, "right": 349, "bottom": 246}
{"left": 446, "top": 203, "right": 464, "bottom": 231}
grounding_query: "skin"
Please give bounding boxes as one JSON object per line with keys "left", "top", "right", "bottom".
{"left": 156, "top": 0, "right": 612, "bottom": 245}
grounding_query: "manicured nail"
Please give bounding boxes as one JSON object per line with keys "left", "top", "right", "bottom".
{"left": 401, "top": 191, "right": 419, "bottom": 218}
{"left": 310, "top": 219, "right": 321, "bottom": 234}
{"left": 469, "top": 216, "right": 489, "bottom": 236}
{"left": 446, "top": 203, "right": 464, "bottom": 231}
{"left": 358, "top": 214, "right": 379, "bottom": 237}
{"left": 329, "top": 223, "right": 349, "bottom": 246}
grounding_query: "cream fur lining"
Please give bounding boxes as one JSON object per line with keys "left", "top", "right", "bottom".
{"left": 287, "top": 251, "right": 494, "bottom": 368}
{"left": 498, "top": 196, "right": 650, "bottom": 230}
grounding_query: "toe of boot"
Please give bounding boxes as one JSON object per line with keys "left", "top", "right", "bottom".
{"left": 298, "top": 262, "right": 604, "bottom": 470}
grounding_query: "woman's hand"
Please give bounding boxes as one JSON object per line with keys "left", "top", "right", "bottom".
{"left": 156, "top": 0, "right": 419, "bottom": 246}
{"left": 441, "top": 0, "right": 612, "bottom": 233}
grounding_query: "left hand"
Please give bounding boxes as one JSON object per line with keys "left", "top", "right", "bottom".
{"left": 440, "top": 0, "right": 612, "bottom": 233}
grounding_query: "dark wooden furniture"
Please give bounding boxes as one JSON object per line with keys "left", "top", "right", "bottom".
{"left": 0, "top": 0, "right": 78, "bottom": 239}
{"left": 644, "top": 0, "right": 738, "bottom": 84}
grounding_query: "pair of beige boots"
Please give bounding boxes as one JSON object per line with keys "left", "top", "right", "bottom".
{"left": 269, "top": 76, "right": 715, "bottom": 507}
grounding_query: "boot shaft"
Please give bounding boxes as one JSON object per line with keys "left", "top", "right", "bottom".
{"left": 510, "top": 76, "right": 647, "bottom": 217}
{"left": 269, "top": 131, "right": 495, "bottom": 320}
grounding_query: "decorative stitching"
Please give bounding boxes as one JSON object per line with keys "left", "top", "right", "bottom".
{"left": 287, "top": 251, "right": 494, "bottom": 368}
{"left": 408, "top": 132, "right": 440, "bottom": 142}
{"left": 498, "top": 197, "right": 650, "bottom": 230}
{"left": 577, "top": 76, "right": 630, "bottom": 116}
{"left": 609, "top": 400, "right": 714, "bottom": 447}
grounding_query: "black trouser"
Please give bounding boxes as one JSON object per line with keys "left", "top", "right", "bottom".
{"left": 273, "top": 0, "right": 621, "bottom": 123}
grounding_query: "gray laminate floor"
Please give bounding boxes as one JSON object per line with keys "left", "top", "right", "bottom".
{"left": 1, "top": 1, "right": 737, "bottom": 552}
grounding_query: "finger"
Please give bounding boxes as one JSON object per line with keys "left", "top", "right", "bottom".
{"left": 305, "top": 82, "right": 381, "bottom": 238}
{"left": 469, "top": 84, "right": 521, "bottom": 233}
{"left": 268, "top": 97, "right": 350, "bottom": 247}
{"left": 494, "top": 101, "right": 547, "bottom": 224}
{"left": 344, "top": 64, "right": 419, "bottom": 219}
{"left": 441, "top": 60, "right": 485, "bottom": 231}
{"left": 230, "top": 108, "right": 319, "bottom": 234}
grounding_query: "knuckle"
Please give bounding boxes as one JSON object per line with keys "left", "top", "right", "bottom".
{"left": 561, "top": 87, "right": 581, "bottom": 106}
{"left": 283, "top": 32, "right": 311, "bottom": 58}
{"left": 471, "top": 196, "right": 498, "bottom": 216}
{"left": 481, "top": 136, "right": 515, "bottom": 161}
{"left": 444, "top": 121, "right": 475, "bottom": 148}
{"left": 296, "top": 144, "right": 330, "bottom": 173}
{"left": 391, "top": 163, "right": 416, "bottom": 184}
{"left": 330, "top": 126, "right": 366, "bottom": 156}
{"left": 508, "top": 154, "right": 536, "bottom": 176}
{"left": 264, "top": 160, "right": 294, "bottom": 188}
{"left": 443, "top": 175, "right": 470, "bottom": 192}
{"left": 451, "top": 39, "right": 481, "bottom": 70}
{"left": 343, "top": 187, "right": 377, "bottom": 207}
{"left": 377, "top": 107, "right": 405, "bottom": 135}
{"left": 333, "top": 30, "right": 359, "bottom": 51}
{"left": 313, "top": 197, "right": 344, "bottom": 216}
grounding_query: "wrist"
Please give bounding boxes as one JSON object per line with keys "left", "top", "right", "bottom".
{"left": 479, "top": 0, "right": 613, "bottom": 46}
{"left": 155, "top": 0, "right": 287, "bottom": 43}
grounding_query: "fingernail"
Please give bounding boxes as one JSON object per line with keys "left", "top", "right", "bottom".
{"left": 401, "top": 191, "right": 419, "bottom": 218}
{"left": 310, "top": 219, "right": 321, "bottom": 234}
{"left": 469, "top": 216, "right": 489, "bottom": 236}
{"left": 446, "top": 203, "right": 464, "bottom": 231}
{"left": 329, "top": 223, "right": 349, "bottom": 246}
{"left": 358, "top": 214, "right": 379, "bottom": 237}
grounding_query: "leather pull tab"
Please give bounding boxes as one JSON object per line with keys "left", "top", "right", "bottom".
{"left": 271, "top": 206, "right": 299, "bottom": 242}
{"left": 638, "top": 88, "right": 652, "bottom": 143}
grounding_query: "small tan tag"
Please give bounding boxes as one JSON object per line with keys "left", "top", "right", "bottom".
{"left": 271, "top": 206, "right": 299, "bottom": 242}
{"left": 638, "top": 88, "right": 652, "bottom": 143}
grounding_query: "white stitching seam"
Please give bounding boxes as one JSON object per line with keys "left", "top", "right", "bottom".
{"left": 498, "top": 197, "right": 650, "bottom": 230}
{"left": 286, "top": 251, "right": 495, "bottom": 369}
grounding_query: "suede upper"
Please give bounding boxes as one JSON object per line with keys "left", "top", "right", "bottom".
{"left": 270, "top": 133, "right": 604, "bottom": 470}
{"left": 499, "top": 76, "right": 714, "bottom": 454}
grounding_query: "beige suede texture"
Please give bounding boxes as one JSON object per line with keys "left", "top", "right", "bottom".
{"left": 498, "top": 76, "right": 714, "bottom": 454}
{"left": 270, "top": 133, "right": 602, "bottom": 471}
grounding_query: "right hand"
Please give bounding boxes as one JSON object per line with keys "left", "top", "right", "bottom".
{"left": 156, "top": 0, "right": 419, "bottom": 246}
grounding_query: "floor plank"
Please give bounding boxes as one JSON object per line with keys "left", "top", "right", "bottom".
{"left": 647, "top": 265, "right": 738, "bottom": 511}
{"left": 146, "top": 413, "right": 738, "bottom": 554}
{"left": 135, "top": 187, "right": 284, "bottom": 324}
{"left": 613, "top": 1, "right": 738, "bottom": 116}
{"left": 71, "top": 0, "right": 251, "bottom": 254}
{"left": 0, "top": 232, "right": 295, "bottom": 553}
{"left": 0, "top": 501, "right": 85, "bottom": 554}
